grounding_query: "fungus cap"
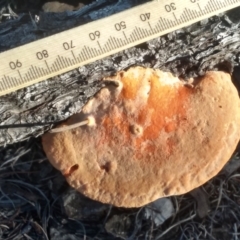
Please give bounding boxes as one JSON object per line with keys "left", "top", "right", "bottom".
{"left": 42, "top": 67, "right": 240, "bottom": 207}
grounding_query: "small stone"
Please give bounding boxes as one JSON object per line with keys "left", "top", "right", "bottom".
{"left": 144, "top": 198, "right": 175, "bottom": 226}
{"left": 105, "top": 214, "right": 132, "bottom": 239}
{"left": 62, "top": 188, "right": 109, "bottom": 220}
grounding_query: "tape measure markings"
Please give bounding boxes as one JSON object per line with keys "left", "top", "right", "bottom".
{"left": 0, "top": 0, "right": 240, "bottom": 96}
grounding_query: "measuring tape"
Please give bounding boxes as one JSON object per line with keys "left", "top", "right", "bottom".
{"left": 0, "top": 0, "right": 239, "bottom": 97}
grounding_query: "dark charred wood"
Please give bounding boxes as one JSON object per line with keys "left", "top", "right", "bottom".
{"left": 0, "top": 1, "right": 240, "bottom": 146}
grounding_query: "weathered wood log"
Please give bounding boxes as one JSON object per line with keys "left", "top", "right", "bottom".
{"left": 0, "top": 1, "right": 240, "bottom": 146}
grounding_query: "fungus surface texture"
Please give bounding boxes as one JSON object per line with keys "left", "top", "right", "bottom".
{"left": 42, "top": 67, "right": 240, "bottom": 207}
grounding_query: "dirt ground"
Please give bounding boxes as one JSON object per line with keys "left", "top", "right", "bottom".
{"left": 1, "top": 1, "right": 240, "bottom": 240}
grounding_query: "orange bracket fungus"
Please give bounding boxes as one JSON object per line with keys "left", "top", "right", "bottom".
{"left": 42, "top": 67, "right": 240, "bottom": 208}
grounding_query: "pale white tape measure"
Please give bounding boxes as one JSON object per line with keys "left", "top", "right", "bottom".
{"left": 0, "top": 0, "right": 240, "bottom": 97}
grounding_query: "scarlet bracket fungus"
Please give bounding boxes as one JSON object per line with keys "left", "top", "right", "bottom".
{"left": 42, "top": 67, "right": 240, "bottom": 207}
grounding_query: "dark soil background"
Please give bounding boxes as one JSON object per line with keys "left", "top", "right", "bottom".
{"left": 1, "top": 1, "right": 240, "bottom": 239}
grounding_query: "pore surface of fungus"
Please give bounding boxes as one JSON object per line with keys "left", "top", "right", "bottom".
{"left": 42, "top": 67, "right": 240, "bottom": 207}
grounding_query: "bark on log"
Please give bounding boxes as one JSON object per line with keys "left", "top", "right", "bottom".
{"left": 0, "top": 0, "right": 240, "bottom": 146}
